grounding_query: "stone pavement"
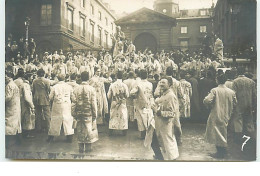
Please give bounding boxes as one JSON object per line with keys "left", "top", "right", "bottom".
{"left": 5, "top": 123, "right": 256, "bottom": 161}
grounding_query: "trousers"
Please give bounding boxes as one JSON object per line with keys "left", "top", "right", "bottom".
{"left": 151, "top": 131, "right": 164, "bottom": 160}
{"left": 35, "top": 105, "right": 51, "bottom": 132}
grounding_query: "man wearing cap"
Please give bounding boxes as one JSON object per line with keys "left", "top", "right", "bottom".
{"left": 60, "top": 50, "right": 66, "bottom": 61}
{"left": 47, "top": 74, "right": 75, "bottom": 143}
{"left": 104, "top": 51, "right": 113, "bottom": 69}
{"left": 42, "top": 59, "right": 52, "bottom": 78}
{"left": 126, "top": 41, "right": 136, "bottom": 54}
{"left": 97, "top": 60, "right": 108, "bottom": 76}
{"left": 66, "top": 55, "right": 74, "bottom": 74}
{"left": 43, "top": 52, "right": 49, "bottom": 62}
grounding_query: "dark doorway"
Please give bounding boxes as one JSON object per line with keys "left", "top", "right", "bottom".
{"left": 134, "top": 32, "right": 157, "bottom": 53}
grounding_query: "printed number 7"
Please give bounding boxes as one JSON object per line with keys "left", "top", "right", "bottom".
{"left": 241, "top": 135, "right": 250, "bottom": 151}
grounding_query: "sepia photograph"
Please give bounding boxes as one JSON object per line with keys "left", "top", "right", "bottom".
{"left": 4, "top": 0, "right": 257, "bottom": 161}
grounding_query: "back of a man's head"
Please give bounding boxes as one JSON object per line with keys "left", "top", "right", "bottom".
{"left": 180, "top": 71, "right": 186, "bottom": 79}
{"left": 37, "top": 69, "right": 45, "bottom": 77}
{"left": 166, "top": 67, "right": 173, "bottom": 77}
{"left": 57, "top": 74, "right": 66, "bottom": 81}
{"left": 117, "top": 71, "right": 123, "bottom": 79}
{"left": 237, "top": 66, "right": 245, "bottom": 76}
{"left": 128, "top": 71, "right": 135, "bottom": 79}
{"left": 70, "top": 73, "right": 77, "bottom": 81}
{"left": 154, "top": 74, "right": 160, "bottom": 81}
{"left": 81, "top": 71, "right": 89, "bottom": 81}
{"left": 17, "top": 68, "right": 25, "bottom": 78}
{"left": 217, "top": 74, "right": 227, "bottom": 85}
{"left": 139, "top": 69, "right": 148, "bottom": 80}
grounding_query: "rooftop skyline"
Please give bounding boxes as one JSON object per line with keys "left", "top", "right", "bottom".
{"left": 103, "top": 0, "right": 218, "bottom": 14}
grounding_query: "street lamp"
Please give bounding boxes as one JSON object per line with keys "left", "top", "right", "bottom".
{"left": 24, "top": 17, "right": 30, "bottom": 44}
{"left": 24, "top": 17, "right": 30, "bottom": 58}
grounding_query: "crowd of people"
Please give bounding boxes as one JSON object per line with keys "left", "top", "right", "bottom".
{"left": 5, "top": 32, "right": 256, "bottom": 160}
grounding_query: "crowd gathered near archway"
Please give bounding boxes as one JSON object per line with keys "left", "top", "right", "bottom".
{"left": 5, "top": 30, "right": 256, "bottom": 160}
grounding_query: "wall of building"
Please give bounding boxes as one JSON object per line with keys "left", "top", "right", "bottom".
{"left": 6, "top": 0, "right": 116, "bottom": 56}
{"left": 171, "top": 17, "right": 213, "bottom": 51}
{"left": 120, "top": 23, "right": 173, "bottom": 52}
{"left": 60, "top": 0, "right": 116, "bottom": 51}
{"left": 213, "top": 0, "right": 256, "bottom": 54}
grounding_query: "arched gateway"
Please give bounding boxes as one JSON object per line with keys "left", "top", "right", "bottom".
{"left": 134, "top": 32, "right": 157, "bottom": 53}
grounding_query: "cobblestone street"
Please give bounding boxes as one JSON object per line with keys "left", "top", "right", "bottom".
{"left": 5, "top": 122, "right": 256, "bottom": 161}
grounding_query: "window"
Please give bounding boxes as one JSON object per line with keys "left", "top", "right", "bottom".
{"left": 41, "top": 4, "right": 52, "bottom": 25}
{"left": 81, "top": 0, "right": 85, "bottom": 8}
{"left": 90, "top": 23, "right": 94, "bottom": 42}
{"left": 105, "top": 17, "right": 108, "bottom": 26}
{"left": 98, "top": 27, "right": 102, "bottom": 46}
{"left": 181, "top": 10, "right": 188, "bottom": 17}
{"left": 200, "top": 26, "right": 207, "bottom": 33}
{"left": 98, "top": 11, "right": 102, "bottom": 21}
{"left": 180, "top": 40, "right": 188, "bottom": 51}
{"left": 91, "top": 4, "right": 94, "bottom": 15}
{"left": 200, "top": 10, "right": 206, "bottom": 16}
{"left": 105, "top": 32, "right": 108, "bottom": 47}
{"left": 80, "top": 17, "right": 85, "bottom": 37}
{"left": 68, "top": 8, "right": 74, "bottom": 31}
{"left": 163, "top": 9, "right": 167, "bottom": 13}
{"left": 111, "top": 22, "right": 114, "bottom": 32}
{"left": 181, "top": 27, "right": 187, "bottom": 34}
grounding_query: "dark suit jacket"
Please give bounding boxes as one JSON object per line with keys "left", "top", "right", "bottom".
{"left": 32, "top": 77, "right": 50, "bottom": 106}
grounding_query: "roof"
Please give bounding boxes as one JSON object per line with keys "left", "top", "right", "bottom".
{"left": 154, "top": 0, "right": 179, "bottom": 5}
{"left": 179, "top": 8, "right": 212, "bottom": 18}
{"left": 115, "top": 7, "right": 176, "bottom": 25}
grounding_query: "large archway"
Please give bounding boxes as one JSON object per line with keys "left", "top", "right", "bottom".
{"left": 134, "top": 32, "right": 157, "bottom": 53}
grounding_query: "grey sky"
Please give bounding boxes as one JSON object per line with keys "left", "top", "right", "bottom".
{"left": 104, "top": 0, "right": 218, "bottom": 14}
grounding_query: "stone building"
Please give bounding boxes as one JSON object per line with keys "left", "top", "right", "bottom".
{"left": 115, "top": 7, "right": 177, "bottom": 53}
{"left": 116, "top": 0, "right": 214, "bottom": 53}
{"left": 6, "top": 0, "right": 116, "bottom": 54}
{"left": 213, "top": 0, "right": 256, "bottom": 54}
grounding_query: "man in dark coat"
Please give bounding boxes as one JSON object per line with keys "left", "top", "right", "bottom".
{"left": 199, "top": 71, "right": 217, "bottom": 122}
{"left": 32, "top": 69, "right": 51, "bottom": 132}
{"left": 188, "top": 70, "right": 201, "bottom": 121}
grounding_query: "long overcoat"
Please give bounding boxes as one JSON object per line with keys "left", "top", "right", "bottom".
{"left": 154, "top": 90, "right": 179, "bottom": 160}
{"left": 6, "top": 79, "right": 21, "bottom": 135}
{"left": 130, "top": 80, "right": 154, "bottom": 131}
{"left": 107, "top": 79, "right": 129, "bottom": 130}
{"left": 72, "top": 82, "right": 98, "bottom": 143}
{"left": 204, "top": 85, "right": 237, "bottom": 147}
{"left": 48, "top": 81, "right": 74, "bottom": 136}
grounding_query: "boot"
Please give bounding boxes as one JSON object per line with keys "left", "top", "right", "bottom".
{"left": 66, "top": 135, "right": 73, "bottom": 143}
{"left": 140, "top": 131, "right": 146, "bottom": 139}
{"left": 122, "top": 130, "right": 127, "bottom": 136}
{"left": 85, "top": 143, "right": 92, "bottom": 152}
{"left": 46, "top": 135, "right": 54, "bottom": 143}
{"left": 109, "top": 129, "right": 113, "bottom": 136}
{"left": 15, "top": 134, "right": 22, "bottom": 145}
{"left": 78, "top": 143, "right": 84, "bottom": 153}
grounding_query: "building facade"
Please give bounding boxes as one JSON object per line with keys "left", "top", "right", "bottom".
{"left": 116, "top": 0, "right": 213, "bottom": 52}
{"left": 115, "top": 8, "right": 177, "bottom": 53}
{"left": 172, "top": 8, "right": 213, "bottom": 51}
{"left": 213, "top": 0, "right": 256, "bottom": 55}
{"left": 6, "top": 0, "right": 116, "bottom": 54}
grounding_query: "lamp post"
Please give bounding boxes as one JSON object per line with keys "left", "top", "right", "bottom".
{"left": 24, "top": 17, "right": 30, "bottom": 58}
{"left": 25, "top": 17, "right": 30, "bottom": 43}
